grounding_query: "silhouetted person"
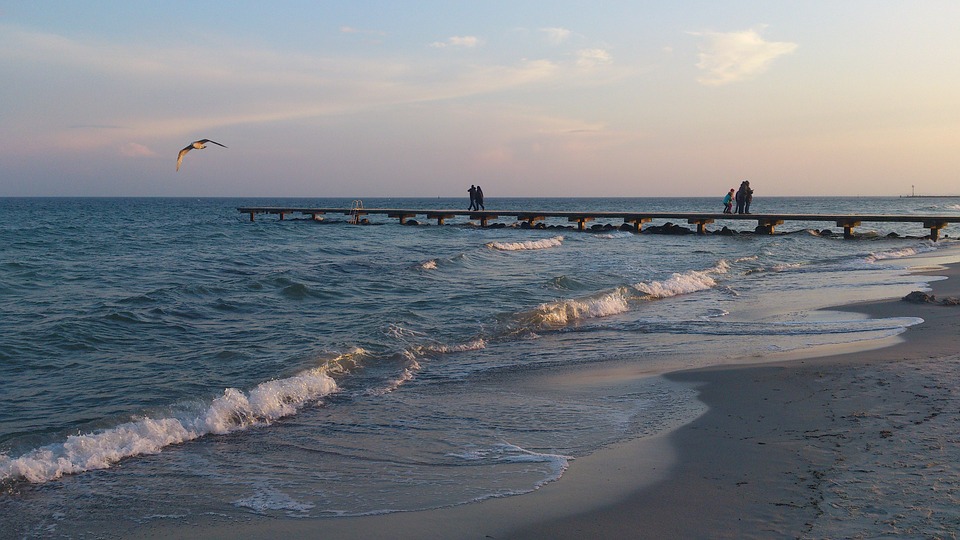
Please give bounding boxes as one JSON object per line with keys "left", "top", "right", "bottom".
{"left": 744, "top": 181, "right": 754, "bottom": 214}
{"left": 475, "top": 185, "right": 485, "bottom": 210}
{"left": 468, "top": 185, "right": 477, "bottom": 210}
{"left": 735, "top": 182, "right": 747, "bottom": 214}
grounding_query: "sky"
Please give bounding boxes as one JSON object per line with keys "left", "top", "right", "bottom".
{"left": 2, "top": 1, "right": 959, "bottom": 197}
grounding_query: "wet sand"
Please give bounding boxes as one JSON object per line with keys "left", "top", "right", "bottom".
{"left": 145, "top": 261, "right": 960, "bottom": 539}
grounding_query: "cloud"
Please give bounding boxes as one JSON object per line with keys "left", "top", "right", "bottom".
{"left": 576, "top": 48, "right": 612, "bottom": 68}
{"left": 430, "top": 36, "right": 481, "bottom": 49}
{"left": 691, "top": 26, "right": 797, "bottom": 86}
{"left": 541, "top": 27, "right": 572, "bottom": 46}
{"left": 120, "top": 142, "right": 157, "bottom": 157}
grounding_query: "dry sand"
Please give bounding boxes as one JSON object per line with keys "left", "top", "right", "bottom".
{"left": 146, "top": 262, "right": 960, "bottom": 540}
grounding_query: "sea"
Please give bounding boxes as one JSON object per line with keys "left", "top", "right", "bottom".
{"left": 2, "top": 196, "right": 960, "bottom": 538}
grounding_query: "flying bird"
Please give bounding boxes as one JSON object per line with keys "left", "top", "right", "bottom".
{"left": 176, "top": 139, "right": 227, "bottom": 171}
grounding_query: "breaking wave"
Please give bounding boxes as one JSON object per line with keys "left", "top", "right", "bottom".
{"left": 864, "top": 241, "right": 938, "bottom": 264}
{"left": 633, "top": 260, "right": 730, "bottom": 299}
{"left": 529, "top": 288, "right": 632, "bottom": 328}
{"left": 0, "top": 361, "right": 343, "bottom": 484}
{"left": 519, "top": 261, "right": 730, "bottom": 329}
{"left": 487, "top": 236, "right": 564, "bottom": 251}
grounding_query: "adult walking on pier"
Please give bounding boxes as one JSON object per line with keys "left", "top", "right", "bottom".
{"left": 468, "top": 185, "right": 477, "bottom": 210}
{"left": 475, "top": 185, "right": 485, "bottom": 210}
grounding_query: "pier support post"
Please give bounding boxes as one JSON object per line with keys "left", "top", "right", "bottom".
{"left": 837, "top": 219, "right": 860, "bottom": 239}
{"left": 688, "top": 218, "right": 714, "bottom": 234}
{"left": 471, "top": 214, "right": 498, "bottom": 227}
{"left": 924, "top": 220, "right": 947, "bottom": 241}
{"left": 518, "top": 215, "right": 546, "bottom": 228}
{"left": 569, "top": 216, "right": 594, "bottom": 231}
{"left": 279, "top": 212, "right": 285, "bottom": 220}
{"left": 428, "top": 213, "right": 455, "bottom": 226}
{"left": 758, "top": 219, "right": 784, "bottom": 235}
{"left": 388, "top": 213, "right": 416, "bottom": 225}
{"left": 249, "top": 212, "right": 255, "bottom": 222}
{"left": 625, "top": 217, "right": 651, "bottom": 233}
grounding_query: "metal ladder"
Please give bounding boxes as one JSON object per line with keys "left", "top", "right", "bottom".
{"left": 349, "top": 199, "right": 364, "bottom": 224}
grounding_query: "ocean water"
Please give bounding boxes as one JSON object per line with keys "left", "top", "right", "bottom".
{"left": 1, "top": 196, "right": 959, "bottom": 537}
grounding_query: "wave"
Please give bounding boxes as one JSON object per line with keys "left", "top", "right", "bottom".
{"left": 0, "top": 360, "right": 343, "bottom": 484}
{"left": 516, "top": 261, "right": 730, "bottom": 330}
{"left": 528, "top": 288, "right": 632, "bottom": 328}
{"left": 416, "top": 338, "right": 487, "bottom": 355}
{"left": 864, "top": 241, "right": 938, "bottom": 264}
{"left": 233, "top": 485, "right": 315, "bottom": 516}
{"left": 487, "top": 236, "right": 564, "bottom": 251}
{"left": 365, "top": 353, "right": 422, "bottom": 397}
{"left": 449, "top": 442, "right": 571, "bottom": 493}
{"left": 744, "top": 261, "right": 805, "bottom": 275}
{"left": 632, "top": 260, "right": 729, "bottom": 299}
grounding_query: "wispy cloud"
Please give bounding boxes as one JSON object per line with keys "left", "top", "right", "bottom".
{"left": 430, "top": 35, "right": 481, "bottom": 49}
{"left": 690, "top": 26, "right": 797, "bottom": 86}
{"left": 576, "top": 48, "right": 612, "bottom": 68}
{"left": 120, "top": 142, "right": 156, "bottom": 157}
{"left": 2, "top": 24, "right": 577, "bottom": 154}
{"left": 541, "top": 27, "right": 571, "bottom": 46}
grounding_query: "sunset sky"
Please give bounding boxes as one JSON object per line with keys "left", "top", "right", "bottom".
{"left": 2, "top": 1, "right": 959, "bottom": 197}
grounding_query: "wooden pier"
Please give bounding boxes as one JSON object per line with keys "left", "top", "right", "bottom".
{"left": 237, "top": 207, "right": 960, "bottom": 241}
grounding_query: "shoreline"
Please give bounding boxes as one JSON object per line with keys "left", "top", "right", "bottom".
{"left": 142, "top": 258, "right": 960, "bottom": 539}
{"left": 505, "top": 260, "right": 960, "bottom": 539}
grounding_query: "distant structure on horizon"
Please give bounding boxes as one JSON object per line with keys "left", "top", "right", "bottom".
{"left": 899, "top": 185, "right": 960, "bottom": 198}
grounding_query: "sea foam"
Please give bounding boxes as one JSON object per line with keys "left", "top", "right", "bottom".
{"left": 633, "top": 260, "right": 730, "bottom": 299}
{"left": 487, "top": 236, "right": 564, "bottom": 251}
{"left": 0, "top": 367, "right": 338, "bottom": 484}
{"left": 864, "top": 241, "right": 938, "bottom": 264}
{"left": 531, "top": 288, "right": 632, "bottom": 327}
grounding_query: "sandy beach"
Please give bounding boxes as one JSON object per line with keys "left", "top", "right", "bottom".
{"left": 143, "top": 260, "right": 960, "bottom": 540}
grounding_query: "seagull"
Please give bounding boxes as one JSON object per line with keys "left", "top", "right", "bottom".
{"left": 176, "top": 139, "right": 227, "bottom": 171}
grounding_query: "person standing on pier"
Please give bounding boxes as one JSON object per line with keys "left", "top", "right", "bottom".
{"left": 475, "top": 185, "right": 485, "bottom": 210}
{"left": 735, "top": 182, "right": 747, "bottom": 214}
{"left": 744, "top": 181, "right": 754, "bottom": 214}
{"left": 722, "top": 188, "right": 734, "bottom": 214}
{"left": 468, "top": 185, "right": 477, "bottom": 210}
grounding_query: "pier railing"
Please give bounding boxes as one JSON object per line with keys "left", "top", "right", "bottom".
{"left": 237, "top": 207, "right": 960, "bottom": 241}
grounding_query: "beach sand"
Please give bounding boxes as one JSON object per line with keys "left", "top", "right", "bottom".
{"left": 144, "top": 261, "right": 960, "bottom": 539}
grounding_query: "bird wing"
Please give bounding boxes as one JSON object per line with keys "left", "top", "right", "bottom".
{"left": 199, "top": 139, "right": 228, "bottom": 148}
{"left": 176, "top": 145, "right": 193, "bottom": 171}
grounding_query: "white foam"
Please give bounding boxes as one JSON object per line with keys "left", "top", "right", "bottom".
{"left": 419, "top": 259, "right": 438, "bottom": 270}
{"left": 532, "top": 288, "right": 631, "bottom": 327}
{"left": 366, "top": 357, "right": 421, "bottom": 397}
{"left": 771, "top": 262, "right": 804, "bottom": 272}
{"left": 233, "top": 485, "right": 315, "bottom": 516}
{"left": 633, "top": 260, "right": 729, "bottom": 299}
{"left": 594, "top": 231, "right": 633, "bottom": 239}
{"left": 448, "top": 442, "right": 571, "bottom": 489}
{"left": 419, "top": 338, "right": 487, "bottom": 354}
{"left": 487, "top": 235, "right": 564, "bottom": 251}
{"left": 864, "top": 241, "right": 938, "bottom": 264}
{"left": 0, "top": 367, "right": 338, "bottom": 484}
{"left": 493, "top": 443, "right": 571, "bottom": 490}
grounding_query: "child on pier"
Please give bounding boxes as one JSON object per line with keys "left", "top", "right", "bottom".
{"left": 723, "top": 189, "right": 734, "bottom": 214}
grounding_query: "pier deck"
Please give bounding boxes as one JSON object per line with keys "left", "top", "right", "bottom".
{"left": 237, "top": 207, "right": 960, "bottom": 240}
